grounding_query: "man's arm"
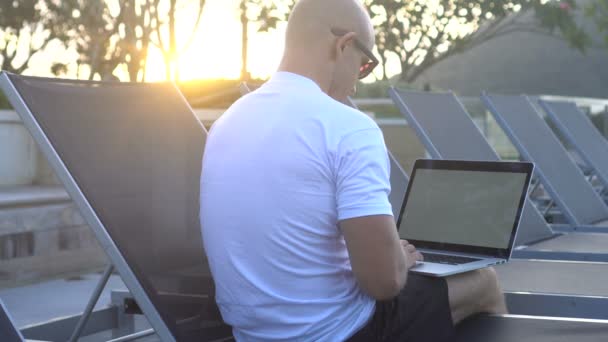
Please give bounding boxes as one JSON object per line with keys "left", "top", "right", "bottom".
{"left": 334, "top": 125, "right": 421, "bottom": 300}
{"left": 341, "top": 215, "right": 420, "bottom": 300}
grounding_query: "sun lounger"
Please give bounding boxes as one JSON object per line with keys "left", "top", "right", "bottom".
{"left": 0, "top": 72, "right": 229, "bottom": 341}
{"left": 482, "top": 94, "right": 608, "bottom": 230}
{"left": 538, "top": 99, "right": 608, "bottom": 194}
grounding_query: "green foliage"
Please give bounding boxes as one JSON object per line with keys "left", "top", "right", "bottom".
{"left": 0, "top": 92, "right": 10, "bottom": 109}
{"left": 0, "top": 1, "right": 38, "bottom": 27}
{"left": 48, "top": 0, "right": 120, "bottom": 79}
{"left": 586, "top": 0, "right": 608, "bottom": 47}
{"left": 53, "top": 0, "right": 198, "bottom": 82}
{"left": 367, "top": 0, "right": 590, "bottom": 82}
{"left": 247, "top": 0, "right": 295, "bottom": 32}
{"left": 0, "top": 1, "right": 72, "bottom": 74}
{"left": 1, "top": 0, "right": 207, "bottom": 81}
{"left": 533, "top": 0, "right": 591, "bottom": 51}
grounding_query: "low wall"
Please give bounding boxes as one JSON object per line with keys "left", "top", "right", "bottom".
{"left": 0, "top": 111, "right": 37, "bottom": 186}
{"left": 0, "top": 202, "right": 105, "bottom": 288}
{"left": 0, "top": 110, "right": 58, "bottom": 186}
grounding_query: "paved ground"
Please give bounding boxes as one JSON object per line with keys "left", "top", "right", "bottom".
{"left": 0, "top": 271, "right": 127, "bottom": 328}
{"left": 0, "top": 271, "right": 163, "bottom": 341}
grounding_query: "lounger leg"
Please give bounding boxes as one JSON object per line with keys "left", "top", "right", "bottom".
{"left": 106, "top": 328, "right": 156, "bottom": 342}
{"left": 542, "top": 200, "right": 555, "bottom": 217}
{"left": 68, "top": 264, "right": 114, "bottom": 342}
{"left": 528, "top": 179, "right": 541, "bottom": 196}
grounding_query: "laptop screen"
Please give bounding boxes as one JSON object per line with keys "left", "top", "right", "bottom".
{"left": 398, "top": 159, "right": 533, "bottom": 258}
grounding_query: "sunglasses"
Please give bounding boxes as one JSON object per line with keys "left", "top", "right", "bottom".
{"left": 331, "top": 27, "right": 379, "bottom": 79}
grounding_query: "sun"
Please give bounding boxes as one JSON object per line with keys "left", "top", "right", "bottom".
{"left": 144, "top": 0, "right": 286, "bottom": 82}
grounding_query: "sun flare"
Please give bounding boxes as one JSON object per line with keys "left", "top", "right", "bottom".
{"left": 143, "top": 0, "right": 286, "bottom": 82}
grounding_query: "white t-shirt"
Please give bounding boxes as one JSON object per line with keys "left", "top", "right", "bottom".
{"left": 200, "top": 72, "right": 393, "bottom": 341}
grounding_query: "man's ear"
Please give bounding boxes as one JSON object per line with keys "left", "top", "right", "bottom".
{"left": 333, "top": 31, "right": 357, "bottom": 60}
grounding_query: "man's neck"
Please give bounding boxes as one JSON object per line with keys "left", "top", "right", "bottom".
{"left": 278, "top": 55, "right": 332, "bottom": 94}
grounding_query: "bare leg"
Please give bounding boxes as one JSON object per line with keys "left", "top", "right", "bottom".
{"left": 446, "top": 267, "right": 508, "bottom": 324}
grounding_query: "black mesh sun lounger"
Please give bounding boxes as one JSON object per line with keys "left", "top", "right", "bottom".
{"left": 0, "top": 72, "right": 230, "bottom": 341}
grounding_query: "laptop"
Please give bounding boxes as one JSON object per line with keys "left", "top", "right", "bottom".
{"left": 396, "top": 159, "right": 533, "bottom": 277}
{"left": 0, "top": 299, "right": 25, "bottom": 342}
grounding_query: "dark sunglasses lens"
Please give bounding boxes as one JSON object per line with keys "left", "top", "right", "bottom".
{"left": 359, "top": 62, "right": 374, "bottom": 79}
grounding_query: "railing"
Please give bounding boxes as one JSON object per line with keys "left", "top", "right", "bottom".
{"left": 354, "top": 95, "right": 608, "bottom": 160}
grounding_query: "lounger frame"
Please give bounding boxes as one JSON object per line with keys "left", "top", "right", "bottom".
{"left": 481, "top": 93, "right": 608, "bottom": 228}
{"left": 0, "top": 72, "right": 176, "bottom": 342}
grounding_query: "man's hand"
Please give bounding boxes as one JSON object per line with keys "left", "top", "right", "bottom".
{"left": 400, "top": 240, "right": 423, "bottom": 269}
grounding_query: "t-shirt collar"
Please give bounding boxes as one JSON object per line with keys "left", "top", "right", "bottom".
{"left": 268, "top": 71, "right": 323, "bottom": 93}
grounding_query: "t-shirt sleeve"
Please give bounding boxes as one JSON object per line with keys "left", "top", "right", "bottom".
{"left": 335, "top": 128, "right": 393, "bottom": 221}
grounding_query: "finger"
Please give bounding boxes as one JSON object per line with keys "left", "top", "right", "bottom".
{"left": 401, "top": 240, "right": 416, "bottom": 249}
{"left": 415, "top": 251, "right": 424, "bottom": 261}
{"left": 405, "top": 244, "right": 417, "bottom": 253}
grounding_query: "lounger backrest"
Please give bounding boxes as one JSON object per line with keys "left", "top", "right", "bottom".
{"left": 483, "top": 94, "right": 608, "bottom": 226}
{"left": 388, "top": 152, "right": 409, "bottom": 218}
{"left": 389, "top": 89, "right": 499, "bottom": 160}
{"left": 2, "top": 73, "right": 227, "bottom": 341}
{"left": 389, "top": 88, "right": 553, "bottom": 244}
{"left": 539, "top": 100, "right": 608, "bottom": 187}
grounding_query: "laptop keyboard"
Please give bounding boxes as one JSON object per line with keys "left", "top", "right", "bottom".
{"left": 421, "top": 252, "right": 481, "bottom": 265}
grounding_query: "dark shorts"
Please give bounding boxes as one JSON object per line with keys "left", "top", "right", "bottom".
{"left": 347, "top": 274, "right": 455, "bottom": 342}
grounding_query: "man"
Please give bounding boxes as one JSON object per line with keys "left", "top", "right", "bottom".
{"left": 200, "top": 0, "right": 507, "bottom": 340}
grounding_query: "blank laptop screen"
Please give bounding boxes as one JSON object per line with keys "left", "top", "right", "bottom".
{"left": 399, "top": 169, "right": 528, "bottom": 249}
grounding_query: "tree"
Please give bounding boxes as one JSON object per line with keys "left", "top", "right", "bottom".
{"left": 34, "top": 0, "right": 161, "bottom": 82}
{"left": 54, "top": 0, "right": 205, "bottom": 82}
{"left": 240, "top": 0, "right": 250, "bottom": 80}
{"left": 241, "top": 0, "right": 294, "bottom": 79}
{"left": 151, "top": 0, "right": 206, "bottom": 81}
{"left": 0, "top": 1, "right": 73, "bottom": 74}
{"left": 54, "top": 0, "right": 122, "bottom": 80}
{"left": 251, "top": 0, "right": 589, "bottom": 83}
{"left": 586, "top": 0, "right": 608, "bottom": 47}
{"left": 366, "top": 0, "right": 590, "bottom": 82}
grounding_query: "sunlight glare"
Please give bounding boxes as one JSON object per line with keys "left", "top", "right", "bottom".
{"left": 145, "top": 0, "right": 286, "bottom": 81}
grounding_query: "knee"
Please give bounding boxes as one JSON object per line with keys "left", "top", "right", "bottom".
{"left": 478, "top": 267, "right": 507, "bottom": 314}
{"left": 479, "top": 267, "right": 501, "bottom": 293}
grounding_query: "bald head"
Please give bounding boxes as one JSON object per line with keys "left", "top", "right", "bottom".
{"left": 278, "top": 0, "right": 376, "bottom": 102}
{"left": 285, "top": 0, "right": 374, "bottom": 52}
